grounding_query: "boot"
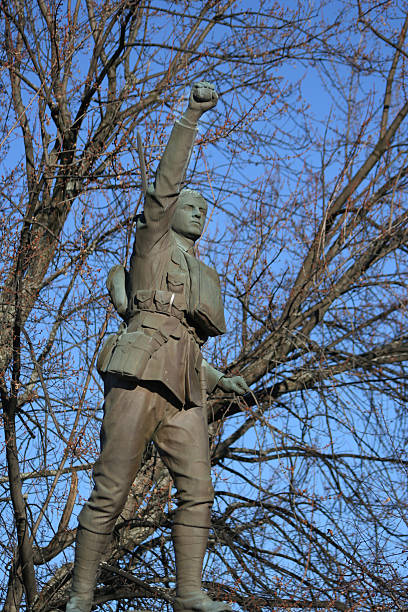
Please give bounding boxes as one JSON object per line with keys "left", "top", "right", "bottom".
{"left": 66, "top": 527, "right": 110, "bottom": 612}
{"left": 172, "top": 524, "right": 232, "bottom": 612}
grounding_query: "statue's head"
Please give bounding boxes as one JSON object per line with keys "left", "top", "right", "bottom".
{"left": 171, "top": 188, "right": 208, "bottom": 241}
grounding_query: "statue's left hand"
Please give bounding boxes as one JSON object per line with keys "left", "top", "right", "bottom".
{"left": 217, "top": 375, "right": 250, "bottom": 395}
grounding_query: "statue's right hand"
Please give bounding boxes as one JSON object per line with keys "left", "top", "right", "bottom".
{"left": 188, "top": 81, "right": 218, "bottom": 113}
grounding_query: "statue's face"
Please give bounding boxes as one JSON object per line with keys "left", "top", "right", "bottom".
{"left": 171, "top": 193, "right": 208, "bottom": 240}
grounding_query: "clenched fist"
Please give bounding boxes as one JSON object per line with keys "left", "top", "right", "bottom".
{"left": 190, "top": 81, "right": 218, "bottom": 110}
{"left": 183, "top": 81, "right": 218, "bottom": 123}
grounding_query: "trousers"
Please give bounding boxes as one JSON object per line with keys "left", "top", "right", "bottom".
{"left": 78, "top": 375, "right": 214, "bottom": 535}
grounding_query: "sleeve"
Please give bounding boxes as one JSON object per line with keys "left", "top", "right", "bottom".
{"left": 202, "top": 359, "right": 224, "bottom": 394}
{"left": 134, "top": 119, "right": 198, "bottom": 257}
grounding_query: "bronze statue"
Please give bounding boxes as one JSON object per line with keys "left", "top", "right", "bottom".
{"left": 66, "top": 82, "right": 249, "bottom": 612}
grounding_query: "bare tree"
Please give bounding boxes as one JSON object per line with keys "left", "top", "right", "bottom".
{"left": 1, "top": 0, "right": 408, "bottom": 610}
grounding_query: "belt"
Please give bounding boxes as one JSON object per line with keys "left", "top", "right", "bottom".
{"left": 130, "top": 289, "right": 186, "bottom": 318}
{"left": 129, "top": 290, "right": 205, "bottom": 345}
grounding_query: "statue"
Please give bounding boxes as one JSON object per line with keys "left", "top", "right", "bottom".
{"left": 66, "top": 82, "right": 249, "bottom": 612}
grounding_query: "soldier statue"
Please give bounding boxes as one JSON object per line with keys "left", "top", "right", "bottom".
{"left": 66, "top": 82, "right": 249, "bottom": 612}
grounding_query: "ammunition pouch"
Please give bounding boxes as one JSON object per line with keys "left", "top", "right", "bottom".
{"left": 96, "top": 324, "right": 168, "bottom": 380}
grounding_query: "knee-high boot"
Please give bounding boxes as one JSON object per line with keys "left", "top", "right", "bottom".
{"left": 173, "top": 523, "right": 208, "bottom": 597}
{"left": 66, "top": 527, "right": 110, "bottom": 612}
{"left": 172, "top": 524, "right": 232, "bottom": 612}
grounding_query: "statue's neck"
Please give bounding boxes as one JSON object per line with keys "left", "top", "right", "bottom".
{"left": 174, "top": 232, "right": 196, "bottom": 255}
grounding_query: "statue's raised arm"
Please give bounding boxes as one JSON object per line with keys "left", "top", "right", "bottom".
{"left": 132, "top": 82, "right": 218, "bottom": 258}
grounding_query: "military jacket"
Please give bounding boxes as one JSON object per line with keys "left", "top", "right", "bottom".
{"left": 110, "top": 118, "right": 226, "bottom": 406}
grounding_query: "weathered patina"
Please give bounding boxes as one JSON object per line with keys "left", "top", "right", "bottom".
{"left": 67, "top": 82, "right": 249, "bottom": 612}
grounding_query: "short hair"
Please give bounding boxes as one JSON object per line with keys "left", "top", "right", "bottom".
{"left": 177, "top": 188, "right": 208, "bottom": 209}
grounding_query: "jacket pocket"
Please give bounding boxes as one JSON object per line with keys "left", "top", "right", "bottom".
{"left": 167, "top": 270, "right": 185, "bottom": 294}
